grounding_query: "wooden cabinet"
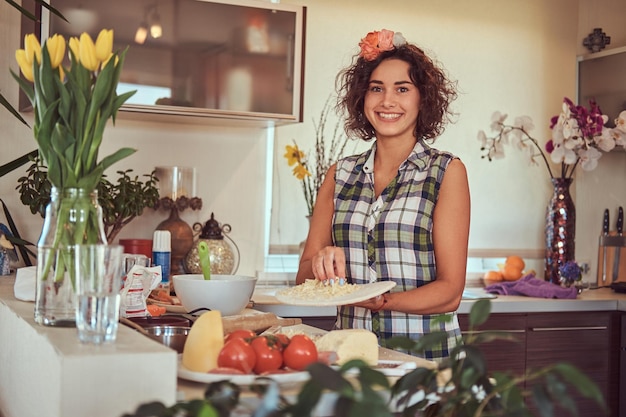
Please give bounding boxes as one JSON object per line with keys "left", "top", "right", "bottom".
{"left": 458, "top": 313, "right": 526, "bottom": 377}
{"left": 527, "top": 312, "right": 619, "bottom": 417}
{"left": 459, "top": 311, "right": 620, "bottom": 417}
{"left": 43, "top": 0, "right": 306, "bottom": 125}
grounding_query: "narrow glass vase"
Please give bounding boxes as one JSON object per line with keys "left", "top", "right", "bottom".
{"left": 35, "top": 188, "right": 107, "bottom": 326}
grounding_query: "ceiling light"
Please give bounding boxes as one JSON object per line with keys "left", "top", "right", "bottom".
{"left": 135, "top": 22, "right": 148, "bottom": 44}
{"left": 150, "top": 9, "right": 162, "bottom": 39}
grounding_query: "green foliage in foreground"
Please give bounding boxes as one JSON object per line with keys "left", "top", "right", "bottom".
{"left": 122, "top": 300, "right": 606, "bottom": 417}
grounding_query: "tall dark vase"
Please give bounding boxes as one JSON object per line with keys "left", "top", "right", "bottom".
{"left": 544, "top": 178, "right": 576, "bottom": 284}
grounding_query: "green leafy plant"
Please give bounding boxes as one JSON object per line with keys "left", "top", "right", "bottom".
{"left": 122, "top": 299, "right": 605, "bottom": 417}
{"left": 16, "top": 157, "right": 159, "bottom": 242}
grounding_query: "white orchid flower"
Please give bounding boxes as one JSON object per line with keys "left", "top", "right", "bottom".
{"left": 514, "top": 115, "right": 534, "bottom": 132}
{"left": 578, "top": 146, "right": 602, "bottom": 171}
{"left": 562, "top": 117, "right": 580, "bottom": 140}
{"left": 615, "top": 110, "right": 626, "bottom": 133}
{"left": 610, "top": 127, "right": 626, "bottom": 147}
{"left": 594, "top": 127, "right": 616, "bottom": 152}
{"left": 563, "top": 135, "right": 583, "bottom": 150}
{"left": 550, "top": 143, "right": 577, "bottom": 164}
{"left": 492, "top": 141, "right": 506, "bottom": 159}
{"left": 490, "top": 111, "right": 507, "bottom": 132}
{"left": 477, "top": 130, "right": 488, "bottom": 146}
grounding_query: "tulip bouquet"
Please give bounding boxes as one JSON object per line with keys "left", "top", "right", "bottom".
{"left": 12, "top": 29, "right": 135, "bottom": 192}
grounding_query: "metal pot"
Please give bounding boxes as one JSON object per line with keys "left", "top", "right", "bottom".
{"left": 144, "top": 325, "right": 190, "bottom": 353}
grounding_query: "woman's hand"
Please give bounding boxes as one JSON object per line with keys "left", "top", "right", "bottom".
{"left": 351, "top": 294, "right": 387, "bottom": 312}
{"left": 311, "top": 246, "right": 347, "bottom": 283}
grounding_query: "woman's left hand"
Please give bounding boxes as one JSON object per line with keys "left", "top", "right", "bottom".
{"left": 351, "top": 294, "right": 386, "bottom": 312}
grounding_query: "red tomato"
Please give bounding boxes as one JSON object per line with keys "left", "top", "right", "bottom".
{"left": 217, "top": 338, "right": 256, "bottom": 374}
{"left": 225, "top": 329, "right": 256, "bottom": 343}
{"left": 270, "top": 333, "right": 290, "bottom": 351}
{"left": 250, "top": 336, "right": 283, "bottom": 374}
{"left": 283, "top": 334, "right": 318, "bottom": 371}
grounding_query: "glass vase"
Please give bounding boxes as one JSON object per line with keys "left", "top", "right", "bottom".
{"left": 544, "top": 178, "right": 575, "bottom": 284}
{"left": 35, "top": 188, "right": 107, "bottom": 326}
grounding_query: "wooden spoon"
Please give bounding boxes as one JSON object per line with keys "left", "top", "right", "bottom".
{"left": 119, "top": 317, "right": 149, "bottom": 335}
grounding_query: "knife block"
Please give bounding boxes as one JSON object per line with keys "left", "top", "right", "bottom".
{"left": 597, "top": 233, "right": 626, "bottom": 286}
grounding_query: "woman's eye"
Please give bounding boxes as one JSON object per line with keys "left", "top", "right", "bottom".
{"left": 397, "top": 86, "right": 409, "bottom": 93}
{"left": 368, "top": 85, "right": 382, "bottom": 93}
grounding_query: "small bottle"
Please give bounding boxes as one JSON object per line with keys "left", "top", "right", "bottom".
{"left": 152, "top": 230, "right": 171, "bottom": 294}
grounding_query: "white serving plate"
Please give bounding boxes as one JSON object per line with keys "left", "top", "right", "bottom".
{"left": 275, "top": 281, "right": 397, "bottom": 306}
{"left": 177, "top": 356, "right": 310, "bottom": 385}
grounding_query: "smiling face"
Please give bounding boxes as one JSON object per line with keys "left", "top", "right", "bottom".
{"left": 363, "top": 58, "right": 420, "bottom": 142}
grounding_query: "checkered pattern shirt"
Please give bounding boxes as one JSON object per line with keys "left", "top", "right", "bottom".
{"left": 332, "top": 141, "right": 462, "bottom": 361}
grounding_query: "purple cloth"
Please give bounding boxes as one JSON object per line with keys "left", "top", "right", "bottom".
{"left": 484, "top": 273, "right": 578, "bottom": 299}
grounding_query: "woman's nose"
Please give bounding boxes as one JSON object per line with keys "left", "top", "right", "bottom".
{"left": 381, "top": 91, "right": 396, "bottom": 107}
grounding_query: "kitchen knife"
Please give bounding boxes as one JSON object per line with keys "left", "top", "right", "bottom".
{"left": 613, "top": 207, "right": 623, "bottom": 282}
{"left": 603, "top": 209, "right": 609, "bottom": 283}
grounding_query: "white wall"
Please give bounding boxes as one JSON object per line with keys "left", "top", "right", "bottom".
{"left": 1, "top": 0, "right": 625, "bottom": 278}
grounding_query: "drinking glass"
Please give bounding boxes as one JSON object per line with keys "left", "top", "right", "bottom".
{"left": 74, "top": 244, "right": 123, "bottom": 344}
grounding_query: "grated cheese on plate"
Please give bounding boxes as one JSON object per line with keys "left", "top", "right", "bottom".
{"left": 276, "top": 279, "right": 359, "bottom": 301}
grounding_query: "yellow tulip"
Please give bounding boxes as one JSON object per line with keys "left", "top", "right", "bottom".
{"left": 68, "top": 37, "right": 80, "bottom": 63}
{"left": 15, "top": 49, "right": 34, "bottom": 82}
{"left": 101, "top": 53, "right": 119, "bottom": 70}
{"left": 24, "top": 33, "right": 41, "bottom": 64}
{"left": 46, "top": 34, "right": 66, "bottom": 69}
{"left": 78, "top": 33, "right": 98, "bottom": 71}
{"left": 58, "top": 65, "right": 65, "bottom": 81}
{"left": 95, "top": 29, "right": 113, "bottom": 62}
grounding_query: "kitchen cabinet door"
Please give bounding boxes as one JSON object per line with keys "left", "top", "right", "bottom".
{"left": 526, "top": 312, "right": 619, "bottom": 417}
{"left": 458, "top": 313, "right": 527, "bottom": 377}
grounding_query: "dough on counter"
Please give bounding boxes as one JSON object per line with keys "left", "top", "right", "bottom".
{"left": 314, "top": 329, "right": 378, "bottom": 366}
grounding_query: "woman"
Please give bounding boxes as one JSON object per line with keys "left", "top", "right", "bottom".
{"left": 295, "top": 29, "right": 470, "bottom": 361}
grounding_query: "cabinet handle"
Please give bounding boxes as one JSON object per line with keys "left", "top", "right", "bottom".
{"left": 530, "top": 326, "right": 607, "bottom": 331}
{"left": 463, "top": 330, "right": 525, "bottom": 334}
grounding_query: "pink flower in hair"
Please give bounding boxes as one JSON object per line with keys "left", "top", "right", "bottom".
{"left": 358, "top": 29, "right": 405, "bottom": 61}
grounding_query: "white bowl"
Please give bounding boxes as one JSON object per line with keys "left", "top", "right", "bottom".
{"left": 172, "top": 274, "right": 257, "bottom": 316}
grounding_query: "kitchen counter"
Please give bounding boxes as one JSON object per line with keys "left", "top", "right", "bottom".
{"left": 0, "top": 275, "right": 177, "bottom": 417}
{"left": 251, "top": 283, "right": 626, "bottom": 316}
{"left": 3, "top": 272, "right": 626, "bottom": 417}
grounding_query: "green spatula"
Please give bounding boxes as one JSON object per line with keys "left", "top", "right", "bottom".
{"left": 198, "top": 241, "right": 211, "bottom": 280}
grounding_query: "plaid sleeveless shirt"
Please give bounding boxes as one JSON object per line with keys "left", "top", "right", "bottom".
{"left": 333, "top": 141, "right": 462, "bottom": 361}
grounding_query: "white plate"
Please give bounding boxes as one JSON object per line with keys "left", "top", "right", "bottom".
{"left": 177, "top": 356, "right": 310, "bottom": 385}
{"left": 275, "top": 281, "right": 397, "bottom": 306}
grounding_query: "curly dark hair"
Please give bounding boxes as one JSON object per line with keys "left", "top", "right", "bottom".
{"left": 336, "top": 43, "right": 458, "bottom": 142}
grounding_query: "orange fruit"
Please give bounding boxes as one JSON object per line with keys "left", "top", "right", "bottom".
{"left": 483, "top": 270, "right": 503, "bottom": 282}
{"left": 505, "top": 255, "right": 525, "bottom": 271}
{"left": 502, "top": 264, "right": 523, "bottom": 281}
